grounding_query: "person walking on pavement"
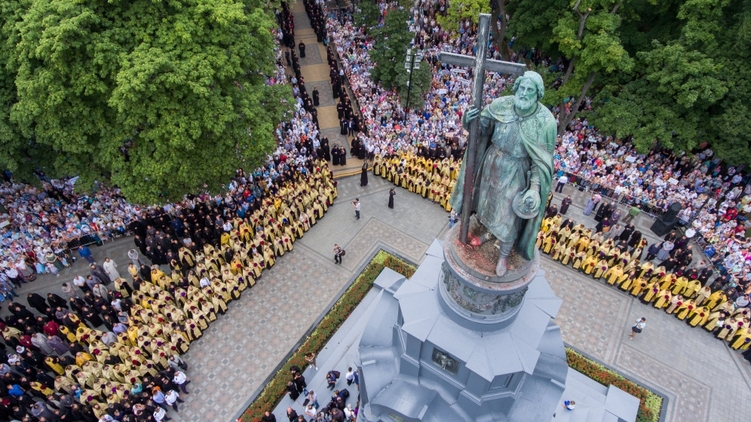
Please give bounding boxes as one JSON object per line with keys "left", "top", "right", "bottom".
{"left": 305, "top": 352, "right": 318, "bottom": 370}
{"left": 555, "top": 174, "right": 568, "bottom": 193}
{"left": 624, "top": 204, "right": 641, "bottom": 223}
{"left": 299, "top": 41, "right": 306, "bottom": 58}
{"left": 388, "top": 188, "right": 395, "bottom": 209}
{"left": 78, "top": 245, "right": 95, "bottom": 264}
{"left": 629, "top": 317, "right": 646, "bottom": 340}
{"left": 334, "top": 244, "right": 344, "bottom": 265}
{"left": 352, "top": 198, "right": 360, "bottom": 220}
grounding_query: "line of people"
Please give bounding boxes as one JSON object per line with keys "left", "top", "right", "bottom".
{"left": 371, "top": 152, "right": 460, "bottom": 212}
{"left": 537, "top": 213, "right": 751, "bottom": 352}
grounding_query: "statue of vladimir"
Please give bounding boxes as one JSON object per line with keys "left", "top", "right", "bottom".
{"left": 450, "top": 71, "right": 556, "bottom": 277}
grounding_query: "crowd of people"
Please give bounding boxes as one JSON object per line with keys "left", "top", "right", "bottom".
{"left": 0, "top": 3, "right": 350, "bottom": 421}
{"left": 325, "top": 0, "right": 751, "bottom": 285}
{"left": 537, "top": 210, "right": 751, "bottom": 352}
{"left": 0, "top": 179, "right": 138, "bottom": 283}
{"left": 4, "top": 0, "right": 751, "bottom": 419}
{"left": 371, "top": 153, "right": 459, "bottom": 212}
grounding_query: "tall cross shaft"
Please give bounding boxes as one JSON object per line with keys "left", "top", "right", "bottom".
{"left": 439, "top": 13, "right": 526, "bottom": 245}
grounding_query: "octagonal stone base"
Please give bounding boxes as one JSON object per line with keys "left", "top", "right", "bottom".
{"left": 439, "top": 222, "right": 539, "bottom": 328}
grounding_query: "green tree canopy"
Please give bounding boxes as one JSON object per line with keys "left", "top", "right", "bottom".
{"left": 369, "top": 7, "right": 432, "bottom": 109}
{"left": 591, "top": 0, "right": 751, "bottom": 164}
{"left": 0, "top": 0, "right": 293, "bottom": 204}
{"left": 508, "top": 0, "right": 751, "bottom": 164}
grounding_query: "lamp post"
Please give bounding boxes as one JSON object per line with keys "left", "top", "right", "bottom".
{"left": 404, "top": 47, "right": 423, "bottom": 112}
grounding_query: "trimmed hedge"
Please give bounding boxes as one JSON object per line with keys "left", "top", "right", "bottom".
{"left": 239, "top": 251, "right": 416, "bottom": 422}
{"left": 565, "top": 348, "right": 662, "bottom": 422}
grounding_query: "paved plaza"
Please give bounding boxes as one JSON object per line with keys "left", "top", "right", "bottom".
{"left": 10, "top": 173, "right": 751, "bottom": 422}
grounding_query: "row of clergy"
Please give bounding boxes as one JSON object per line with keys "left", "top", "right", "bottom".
{"left": 537, "top": 216, "right": 751, "bottom": 350}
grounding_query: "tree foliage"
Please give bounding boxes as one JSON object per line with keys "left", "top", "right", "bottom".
{"left": 590, "top": 0, "right": 751, "bottom": 164}
{"left": 370, "top": 8, "right": 414, "bottom": 89}
{"left": 395, "top": 59, "right": 432, "bottom": 110}
{"left": 508, "top": 0, "right": 751, "bottom": 164}
{"left": 437, "top": 0, "right": 491, "bottom": 31}
{"left": 369, "top": 7, "right": 432, "bottom": 109}
{"left": 0, "top": 0, "right": 293, "bottom": 204}
{"left": 354, "top": 0, "right": 383, "bottom": 31}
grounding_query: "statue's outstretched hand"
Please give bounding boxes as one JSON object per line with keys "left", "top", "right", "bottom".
{"left": 462, "top": 106, "right": 480, "bottom": 130}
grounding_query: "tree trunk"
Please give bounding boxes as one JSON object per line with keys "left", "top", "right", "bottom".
{"left": 558, "top": 71, "right": 597, "bottom": 136}
{"left": 490, "top": 0, "right": 510, "bottom": 60}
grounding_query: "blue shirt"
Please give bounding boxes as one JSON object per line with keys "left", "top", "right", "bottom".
{"left": 8, "top": 384, "right": 23, "bottom": 397}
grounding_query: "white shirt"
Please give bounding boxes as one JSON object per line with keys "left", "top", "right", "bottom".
{"left": 173, "top": 371, "right": 187, "bottom": 384}
{"left": 165, "top": 390, "right": 179, "bottom": 405}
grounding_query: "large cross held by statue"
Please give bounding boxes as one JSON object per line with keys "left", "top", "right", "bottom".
{"left": 439, "top": 13, "right": 527, "bottom": 245}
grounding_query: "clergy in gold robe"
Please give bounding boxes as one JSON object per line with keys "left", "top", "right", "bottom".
{"left": 653, "top": 291, "right": 672, "bottom": 309}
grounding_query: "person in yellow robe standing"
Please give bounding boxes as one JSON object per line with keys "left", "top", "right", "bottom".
{"left": 604, "top": 264, "right": 624, "bottom": 286}
{"left": 582, "top": 254, "right": 598, "bottom": 275}
{"left": 560, "top": 246, "right": 576, "bottom": 266}
{"left": 653, "top": 290, "right": 672, "bottom": 309}
{"left": 689, "top": 306, "right": 710, "bottom": 327}
{"left": 630, "top": 277, "right": 648, "bottom": 298}
{"left": 642, "top": 282, "right": 661, "bottom": 304}
{"left": 675, "top": 299, "right": 695, "bottom": 320}
{"left": 593, "top": 256, "right": 609, "bottom": 279}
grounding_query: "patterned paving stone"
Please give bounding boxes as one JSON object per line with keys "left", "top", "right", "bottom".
{"left": 617, "top": 345, "right": 710, "bottom": 422}
{"left": 544, "top": 261, "right": 631, "bottom": 363}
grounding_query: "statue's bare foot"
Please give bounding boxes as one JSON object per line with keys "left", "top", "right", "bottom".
{"left": 495, "top": 256, "right": 508, "bottom": 277}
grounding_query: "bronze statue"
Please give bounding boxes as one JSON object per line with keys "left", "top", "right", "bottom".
{"left": 450, "top": 71, "right": 555, "bottom": 276}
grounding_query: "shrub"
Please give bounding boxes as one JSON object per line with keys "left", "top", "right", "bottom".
{"left": 565, "top": 348, "right": 662, "bottom": 422}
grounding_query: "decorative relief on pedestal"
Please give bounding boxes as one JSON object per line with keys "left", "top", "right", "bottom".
{"left": 431, "top": 348, "right": 459, "bottom": 374}
{"left": 442, "top": 261, "right": 527, "bottom": 315}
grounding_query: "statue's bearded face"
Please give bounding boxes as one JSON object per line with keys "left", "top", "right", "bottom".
{"left": 514, "top": 79, "right": 538, "bottom": 112}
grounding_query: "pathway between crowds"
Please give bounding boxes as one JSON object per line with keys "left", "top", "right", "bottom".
{"left": 11, "top": 175, "right": 751, "bottom": 422}
{"left": 287, "top": 0, "right": 364, "bottom": 177}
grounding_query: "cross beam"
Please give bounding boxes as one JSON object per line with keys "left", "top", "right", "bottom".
{"left": 438, "top": 13, "right": 526, "bottom": 245}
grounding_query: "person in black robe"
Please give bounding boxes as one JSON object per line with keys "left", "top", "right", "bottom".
{"left": 332, "top": 146, "right": 340, "bottom": 165}
{"left": 340, "top": 146, "right": 347, "bottom": 166}
{"left": 628, "top": 231, "right": 642, "bottom": 248}
{"left": 337, "top": 102, "right": 344, "bottom": 119}
{"left": 545, "top": 204, "right": 558, "bottom": 218}
{"left": 321, "top": 137, "right": 331, "bottom": 161}
{"left": 26, "top": 293, "right": 48, "bottom": 315}
{"left": 388, "top": 188, "right": 395, "bottom": 209}
{"left": 298, "top": 41, "right": 306, "bottom": 58}
{"left": 47, "top": 293, "right": 68, "bottom": 309}
{"left": 619, "top": 224, "right": 634, "bottom": 242}
{"left": 311, "top": 108, "right": 319, "bottom": 128}
{"left": 360, "top": 161, "right": 369, "bottom": 187}
{"left": 358, "top": 136, "right": 367, "bottom": 160}
{"left": 312, "top": 87, "right": 320, "bottom": 106}
{"left": 81, "top": 306, "right": 103, "bottom": 328}
{"left": 340, "top": 118, "right": 348, "bottom": 136}
{"left": 594, "top": 202, "right": 607, "bottom": 222}
{"left": 286, "top": 381, "right": 299, "bottom": 401}
{"left": 560, "top": 195, "right": 572, "bottom": 214}
{"left": 350, "top": 138, "right": 360, "bottom": 157}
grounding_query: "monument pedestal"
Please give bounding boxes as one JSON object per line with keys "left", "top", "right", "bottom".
{"left": 355, "top": 226, "right": 639, "bottom": 422}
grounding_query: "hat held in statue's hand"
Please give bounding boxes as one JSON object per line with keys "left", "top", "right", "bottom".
{"left": 513, "top": 189, "right": 539, "bottom": 220}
